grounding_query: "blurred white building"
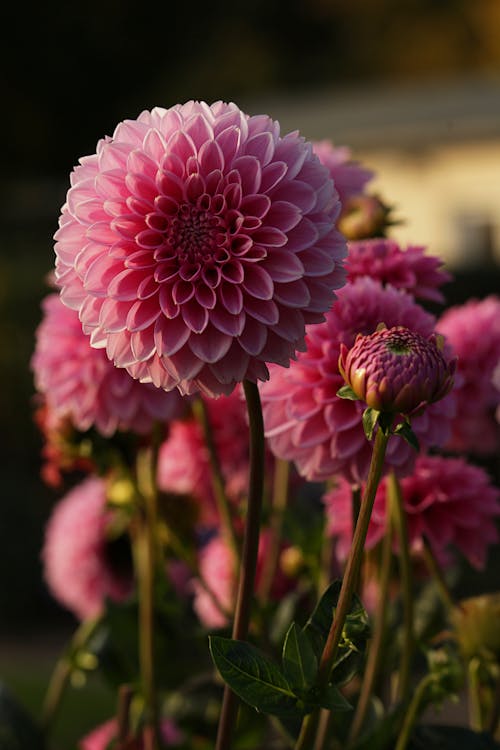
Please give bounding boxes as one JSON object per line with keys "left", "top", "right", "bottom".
{"left": 248, "top": 75, "right": 500, "bottom": 271}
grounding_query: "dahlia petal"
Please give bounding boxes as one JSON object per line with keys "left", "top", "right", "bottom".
{"left": 126, "top": 195, "right": 154, "bottom": 216}
{"left": 198, "top": 139, "right": 225, "bottom": 174}
{"left": 232, "top": 156, "right": 262, "bottom": 194}
{"left": 243, "top": 297, "right": 280, "bottom": 325}
{"left": 126, "top": 149, "right": 158, "bottom": 180}
{"left": 220, "top": 281, "right": 243, "bottom": 314}
{"left": 181, "top": 299, "right": 210, "bottom": 333}
{"left": 260, "top": 161, "right": 288, "bottom": 193}
{"left": 214, "top": 126, "right": 241, "bottom": 167}
{"left": 285, "top": 218, "right": 319, "bottom": 252}
{"left": 73, "top": 199, "right": 107, "bottom": 225}
{"left": 95, "top": 172, "right": 130, "bottom": 201}
{"left": 251, "top": 226, "right": 288, "bottom": 248}
{"left": 195, "top": 283, "right": 217, "bottom": 309}
{"left": 110, "top": 215, "right": 144, "bottom": 240}
{"left": 271, "top": 180, "right": 317, "bottom": 213}
{"left": 154, "top": 316, "right": 191, "bottom": 356}
{"left": 221, "top": 260, "right": 244, "bottom": 284}
{"left": 172, "top": 280, "right": 195, "bottom": 305}
{"left": 163, "top": 343, "right": 205, "bottom": 381}
{"left": 108, "top": 269, "right": 149, "bottom": 301}
{"left": 97, "top": 141, "right": 130, "bottom": 171}
{"left": 265, "top": 201, "right": 302, "bottom": 232}
{"left": 125, "top": 172, "right": 157, "bottom": 202}
{"left": 242, "top": 264, "right": 274, "bottom": 299}
{"left": 273, "top": 280, "right": 311, "bottom": 307}
{"left": 84, "top": 254, "right": 123, "bottom": 294}
{"left": 238, "top": 322, "right": 267, "bottom": 355}
{"left": 184, "top": 114, "right": 214, "bottom": 151}
{"left": 297, "top": 247, "right": 336, "bottom": 276}
{"left": 245, "top": 132, "right": 275, "bottom": 166}
{"left": 157, "top": 171, "right": 184, "bottom": 202}
{"left": 274, "top": 137, "right": 308, "bottom": 180}
{"left": 271, "top": 308, "right": 305, "bottom": 342}
{"left": 265, "top": 250, "right": 305, "bottom": 282}
{"left": 130, "top": 327, "right": 156, "bottom": 361}
{"left": 86, "top": 221, "right": 119, "bottom": 245}
{"left": 209, "top": 342, "right": 250, "bottom": 383}
{"left": 210, "top": 305, "right": 246, "bottom": 335}
{"left": 188, "top": 325, "right": 232, "bottom": 363}
{"left": 126, "top": 299, "right": 161, "bottom": 331}
{"left": 125, "top": 249, "right": 156, "bottom": 270}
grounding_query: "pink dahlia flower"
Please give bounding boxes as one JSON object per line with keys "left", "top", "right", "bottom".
{"left": 346, "top": 239, "right": 451, "bottom": 303}
{"left": 32, "top": 294, "right": 184, "bottom": 437}
{"left": 313, "top": 140, "right": 374, "bottom": 207}
{"left": 339, "top": 326, "right": 455, "bottom": 415}
{"left": 157, "top": 388, "right": 254, "bottom": 524}
{"left": 42, "top": 477, "right": 132, "bottom": 620}
{"left": 55, "top": 102, "right": 347, "bottom": 397}
{"left": 261, "top": 278, "right": 457, "bottom": 484}
{"left": 192, "top": 531, "right": 291, "bottom": 628}
{"left": 437, "top": 296, "right": 500, "bottom": 455}
{"left": 325, "top": 455, "right": 500, "bottom": 569}
{"left": 80, "top": 718, "right": 182, "bottom": 749}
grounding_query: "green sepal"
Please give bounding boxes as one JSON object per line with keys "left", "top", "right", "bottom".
{"left": 393, "top": 421, "right": 420, "bottom": 452}
{"left": 337, "top": 385, "right": 360, "bottom": 401}
{"left": 209, "top": 636, "right": 305, "bottom": 718}
{"left": 362, "top": 408, "right": 380, "bottom": 441}
{"left": 282, "top": 622, "right": 318, "bottom": 691}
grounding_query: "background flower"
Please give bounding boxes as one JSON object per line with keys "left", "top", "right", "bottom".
{"left": 42, "top": 477, "right": 132, "bottom": 620}
{"left": 80, "top": 717, "right": 182, "bottom": 749}
{"left": 313, "top": 139, "right": 374, "bottom": 207}
{"left": 261, "top": 278, "right": 456, "bottom": 484}
{"left": 346, "top": 238, "right": 451, "bottom": 302}
{"left": 437, "top": 296, "right": 500, "bottom": 455}
{"left": 325, "top": 455, "right": 500, "bottom": 569}
{"left": 32, "top": 294, "right": 184, "bottom": 437}
{"left": 54, "top": 102, "right": 347, "bottom": 397}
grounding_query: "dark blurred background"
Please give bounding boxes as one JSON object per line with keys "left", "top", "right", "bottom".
{"left": 1, "top": 0, "right": 499, "bottom": 659}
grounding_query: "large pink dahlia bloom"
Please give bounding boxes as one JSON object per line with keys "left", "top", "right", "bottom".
{"left": 437, "top": 296, "right": 500, "bottom": 455}
{"left": 261, "top": 278, "right": 456, "bottom": 484}
{"left": 32, "top": 294, "right": 184, "bottom": 437}
{"left": 325, "top": 455, "right": 500, "bottom": 569}
{"left": 346, "top": 239, "right": 451, "bottom": 303}
{"left": 42, "top": 477, "right": 132, "bottom": 620}
{"left": 55, "top": 102, "right": 347, "bottom": 397}
{"left": 157, "top": 389, "right": 253, "bottom": 524}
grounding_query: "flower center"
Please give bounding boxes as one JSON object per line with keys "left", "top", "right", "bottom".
{"left": 386, "top": 334, "right": 413, "bottom": 356}
{"left": 166, "top": 204, "right": 223, "bottom": 263}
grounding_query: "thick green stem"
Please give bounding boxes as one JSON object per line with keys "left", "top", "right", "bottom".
{"left": 135, "top": 435, "right": 162, "bottom": 750}
{"left": 214, "top": 380, "right": 265, "bottom": 750}
{"left": 192, "top": 397, "right": 240, "bottom": 564}
{"left": 468, "top": 657, "right": 484, "bottom": 732}
{"left": 421, "top": 536, "right": 455, "bottom": 612}
{"left": 257, "top": 458, "right": 290, "bottom": 604}
{"left": 348, "top": 506, "right": 394, "bottom": 744}
{"left": 394, "top": 674, "right": 434, "bottom": 750}
{"left": 295, "top": 428, "right": 390, "bottom": 750}
{"left": 41, "top": 618, "right": 99, "bottom": 731}
{"left": 388, "top": 471, "right": 414, "bottom": 706}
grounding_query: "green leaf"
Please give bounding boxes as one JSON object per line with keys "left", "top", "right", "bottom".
{"left": 282, "top": 622, "right": 318, "bottom": 691}
{"left": 337, "top": 385, "right": 360, "bottom": 401}
{"left": 317, "top": 684, "right": 352, "bottom": 712}
{"left": 209, "top": 636, "right": 304, "bottom": 718}
{"left": 362, "top": 408, "right": 379, "bottom": 440}
{"left": 393, "top": 421, "right": 420, "bottom": 452}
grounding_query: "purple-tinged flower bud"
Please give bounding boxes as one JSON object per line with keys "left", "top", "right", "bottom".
{"left": 339, "top": 326, "right": 455, "bottom": 416}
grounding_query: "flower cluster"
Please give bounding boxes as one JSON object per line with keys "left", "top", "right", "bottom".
{"left": 54, "top": 102, "right": 347, "bottom": 397}
{"left": 325, "top": 455, "right": 500, "bottom": 569}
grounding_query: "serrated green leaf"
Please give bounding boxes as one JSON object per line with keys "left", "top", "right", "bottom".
{"left": 318, "top": 684, "right": 352, "bottom": 712}
{"left": 282, "top": 622, "right": 318, "bottom": 691}
{"left": 393, "top": 421, "right": 420, "bottom": 452}
{"left": 362, "top": 408, "right": 379, "bottom": 441}
{"left": 336, "top": 385, "right": 360, "bottom": 401}
{"left": 209, "top": 636, "right": 304, "bottom": 718}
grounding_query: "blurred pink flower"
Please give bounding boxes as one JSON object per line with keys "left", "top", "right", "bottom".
{"left": 80, "top": 717, "right": 182, "bottom": 749}
{"left": 261, "top": 278, "right": 456, "bottom": 484}
{"left": 32, "top": 294, "right": 184, "bottom": 437}
{"left": 346, "top": 238, "right": 451, "bottom": 303}
{"left": 55, "top": 102, "right": 347, "bottom": 397}
{"left": 192, "top": 531, "right": 291, "bottom": 628}
{"left": 313, "top": 140, "right": 374, "bottom": 206}
{"left": 157, "top": 389, "right": 252, "bottom": 524}
{"left": 437, "top": 296, "right": 500, "bottom": 455}
{"left": 325, "top": 455, "right": 500, "bottom": 569}
{"left": 43, "top": 477, "right": 132, "bottom": 620}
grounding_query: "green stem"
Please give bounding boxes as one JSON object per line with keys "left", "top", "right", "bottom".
{"left": 116, "top": 684, "right": 134, "bottom": 745}
{"left": 135, "top": 434, "right": 162, "bottom": 750}
{"left": 388, "top": 470, "right": 414, "bottom": 706}
{"left": 421, "top": 536, "right": 455, "bottom": 612}
{"left": 192, "top": 397, "right": 240, "bottom": 564}
{"left": 41, "top": 618, "right": 100, "bottom": 731}
{"left": 348, "top": 505, "right": 394, "bottom": 744}
{"left": 295, "top": 428, "right": 390, "bottom": 750}
{"left": 468, "top": 657, "right": 484, "bottom": 732}
{"left": 351, "top": 484, "right": 362, "bottom": 595}
{"left": 394, "top": 674, "right": 434, "bottom": 750}
{"left": 257, "top": 458, "right": 290, "bottom": 604}
{"left": 214, "top": 381, "right": 265, "bottom": 750}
